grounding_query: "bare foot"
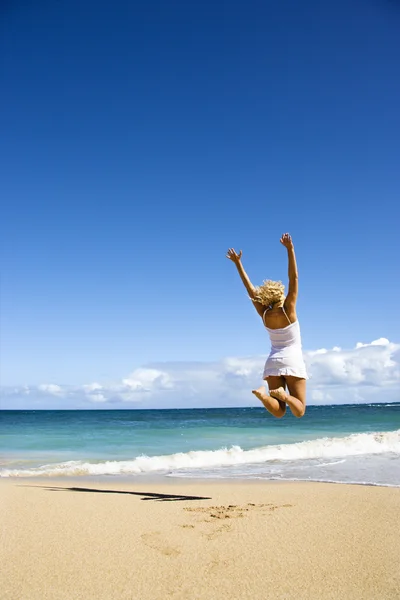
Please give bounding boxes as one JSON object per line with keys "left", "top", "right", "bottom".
{"left": 270, "top": 387, "right": 288, "bottom": 402}
{"left": 252, "top": 386, "right": 268, "bottom": 402}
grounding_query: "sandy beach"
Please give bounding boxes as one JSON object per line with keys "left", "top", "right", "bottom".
{"left": 1, "top": 479, "right": 399, "bottom": 600}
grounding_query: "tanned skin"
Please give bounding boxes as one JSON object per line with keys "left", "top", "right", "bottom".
{"left": 226, "top": 234, "right": 306, "bottom": 418}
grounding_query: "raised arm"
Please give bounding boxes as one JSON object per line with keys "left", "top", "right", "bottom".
{"left": 226, "top": 248, "right": 265, "bottom": 317}
{"left": 280, "top": 233, "right": 298, "bottom": 309}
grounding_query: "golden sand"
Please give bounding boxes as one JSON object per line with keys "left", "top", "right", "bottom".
{"left": 1, "top": 479, "right": 399, "bottom": 600}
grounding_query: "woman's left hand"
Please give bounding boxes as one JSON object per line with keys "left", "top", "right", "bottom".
{"left": 226, "top": 248, "right": 242, "bottom": 263}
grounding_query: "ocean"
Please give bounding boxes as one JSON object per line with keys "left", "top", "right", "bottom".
{"left": 1, "top": 404, "right": 399, "bottom": 486}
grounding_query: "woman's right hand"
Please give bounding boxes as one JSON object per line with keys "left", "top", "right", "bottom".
{"left": 226, "top": 248, "right": 242, "bottom": 263}
{"left": 280, "top": 233, "right": 294, "bottom": 249}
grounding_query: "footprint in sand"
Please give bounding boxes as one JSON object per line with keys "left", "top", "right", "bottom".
{"left": 204, "top": 523, "right": 232, "bottom": 540}
{"left": 183, "top": 503, "right": 294, "bottom": 525}
{"left": 205, "top": 557, "right": 229, "bottom": 574}
{"left": 141, "top": 532, "right": 180, "bottom": 557}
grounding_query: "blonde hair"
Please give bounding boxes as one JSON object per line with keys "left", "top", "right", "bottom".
{"left": 253, "top": 280, "right": 285, "bottom": 307}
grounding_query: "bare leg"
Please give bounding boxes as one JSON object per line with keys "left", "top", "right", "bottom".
{"left": 252, "top": 376, "right": 286, "bottom": 418}
{"left": 270, "top": 377, "right": 306, "bottom": 418}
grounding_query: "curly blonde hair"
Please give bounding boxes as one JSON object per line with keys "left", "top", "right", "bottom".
{"left": 253, "top": 280, "right": 285, "bottom": 307}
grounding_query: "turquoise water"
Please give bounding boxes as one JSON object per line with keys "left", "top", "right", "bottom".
{"left": 1, "top": 405, "right": 399, "bottom": 485}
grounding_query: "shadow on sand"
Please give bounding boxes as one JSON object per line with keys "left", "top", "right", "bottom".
{"left": 19, "top": 485, "right": 211, "bottom": 502}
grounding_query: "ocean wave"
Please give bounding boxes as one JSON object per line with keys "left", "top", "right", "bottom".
{"left": 1, "top": 429, "right": 399, "bottom": 477}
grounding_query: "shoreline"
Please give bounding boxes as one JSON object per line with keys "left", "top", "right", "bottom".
{"left": 2, "top": 478, "right": 399, "bottom": 599}
{"left": 1, "top": 472, "right": 399, "bottom": 488}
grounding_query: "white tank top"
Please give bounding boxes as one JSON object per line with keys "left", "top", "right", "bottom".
{"left": 263, "top": 309, "right": 304, "bottom": 359}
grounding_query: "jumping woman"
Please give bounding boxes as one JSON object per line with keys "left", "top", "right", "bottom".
{"left": 226, "top": 233, "right": 307, "bottom": 418}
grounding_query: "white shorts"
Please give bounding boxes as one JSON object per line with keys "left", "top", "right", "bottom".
{"left": 263, "top": 356, "right": 308, "bottom": 380}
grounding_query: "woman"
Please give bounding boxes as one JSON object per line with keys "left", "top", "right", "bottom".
{"left": 226, "top": 233, "right": 307, "bottom": 418}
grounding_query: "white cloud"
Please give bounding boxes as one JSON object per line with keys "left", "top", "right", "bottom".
{"left": 311, "top": 390, "right": 333, "bottom": 402}
{"left": 122, "top": 368, "right": 175, "bottom": 392}
{"left": 305, "top": 338, "right": 399, "bottom": 387}
{"left": 81, "top": 383, "right": 107, "bottom": 402}
{"left": 222, "top": 356, "right": 262, "bottom": 380}
{"left": 82, "top": 382, "right": 103, "bottom": 392}
{"left": 355, "top": 338, "right": 390, "bottom": 349}
{"left": 37, "top": 384, "right": 65, "bottom": 396}
{"left": 2, "top": 338, "right": 399, "bottom": 408}
{"left": 86, "top": 392, "right": 107, "bottom": 403}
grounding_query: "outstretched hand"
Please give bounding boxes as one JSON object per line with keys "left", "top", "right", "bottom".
{"left": 280, "top": 233, "right": 294, "bottom": 249}
{"left": 226, "top": 248, "right": 242, "bottom": 263}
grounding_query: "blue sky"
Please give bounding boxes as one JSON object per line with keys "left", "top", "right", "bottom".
{"left": 1, "top": 0, "right": 399, "bottom": 408}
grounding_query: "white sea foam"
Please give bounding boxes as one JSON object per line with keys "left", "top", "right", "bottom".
{"left": 314, "top": 459, "right": 347, "bottom": 468}
{"left": 1, "top": 429, "right": 399, "bottom": 477}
